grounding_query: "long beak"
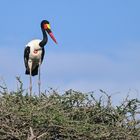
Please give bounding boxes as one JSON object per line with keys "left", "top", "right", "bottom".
{"left": 48, "top": 32, "right": 57, "bottom": 44}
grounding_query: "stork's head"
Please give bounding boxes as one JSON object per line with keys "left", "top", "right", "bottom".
{"left": 41, "top": 20, "right": 57, "bottom": 44}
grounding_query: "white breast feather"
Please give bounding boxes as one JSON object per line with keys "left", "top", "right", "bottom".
{"left": 26, "top": 39, "right": 42, "bottom": 60}
{"left": 26, "top": 39, "right": 42, "bottom": 48}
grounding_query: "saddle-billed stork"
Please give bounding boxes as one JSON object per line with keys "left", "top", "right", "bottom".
{"left": 24, "top": 20, "right": 57, "bottom": 96}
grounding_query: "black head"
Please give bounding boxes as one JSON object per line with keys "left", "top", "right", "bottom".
{"left": 40, "top": 20, "right": 57, "bottom": 44}
{"left": 41, "top": 20, "right": 50, "bottom": 29}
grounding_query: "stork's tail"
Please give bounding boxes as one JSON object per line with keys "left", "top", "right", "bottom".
{"left": 25, "top": 66, "right": 38, "bottom": 76}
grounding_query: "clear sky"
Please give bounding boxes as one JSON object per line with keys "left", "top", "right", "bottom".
{"left": 0, "top": 0, "right": 140, "bottom": 103}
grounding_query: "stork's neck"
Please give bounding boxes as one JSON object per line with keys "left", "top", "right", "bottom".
{"left": 39, "top": 28, "right": 48, "bottom": 47}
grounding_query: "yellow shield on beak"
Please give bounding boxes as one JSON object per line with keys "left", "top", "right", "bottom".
{"left": 47, "top": 24, "right": 51, "bottom": 30}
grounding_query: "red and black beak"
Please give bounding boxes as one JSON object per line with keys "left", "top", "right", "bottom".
{"left": 48, "top": 32, "right": 57, "bottom": 44}
{"left": 44, "top": 23, "right": 57, "bottom": 44}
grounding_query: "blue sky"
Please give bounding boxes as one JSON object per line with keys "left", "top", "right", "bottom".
{"left": 0, "top": 0, "right": 140, "bottom": 103}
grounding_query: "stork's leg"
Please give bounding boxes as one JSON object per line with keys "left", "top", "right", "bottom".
{"left": 38, "top": 61, "right": 41, "bottom": 96}
{"left": 29, "top": 60, "right": 32, "bottom": 96}
{"left": 29, "top": 70, "right": 32, "bottom": 96}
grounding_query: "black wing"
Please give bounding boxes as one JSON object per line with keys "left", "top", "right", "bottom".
{"left": 24, "top": 46, "right": 30, "bottom": 69}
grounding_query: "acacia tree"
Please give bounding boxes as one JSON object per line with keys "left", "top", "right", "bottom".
{"left": 0, "top": 79, "right": 139, "bottom": 140}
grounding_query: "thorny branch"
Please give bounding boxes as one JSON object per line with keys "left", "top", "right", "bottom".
{"left": 0, "top": 84, "right": 139, "bottom": 140}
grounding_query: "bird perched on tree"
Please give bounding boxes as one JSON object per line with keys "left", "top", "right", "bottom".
{"left": 24, "top": 20, "right": 57, "bottom": 96}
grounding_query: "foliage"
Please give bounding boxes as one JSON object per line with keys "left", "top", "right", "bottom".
{"left": 0, "top": 79, "right": 140, "bottom": 140}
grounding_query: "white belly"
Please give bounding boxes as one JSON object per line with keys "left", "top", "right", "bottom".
{"left": 29, "top": 48, "right": 42, "bottom": 60}
{"left": 26, "top": 39, "right": 43, "bottom": 70}
{"left": 27, "top": 39, "right": 42, "bottom": 61}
